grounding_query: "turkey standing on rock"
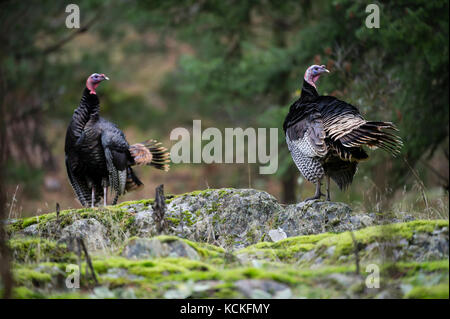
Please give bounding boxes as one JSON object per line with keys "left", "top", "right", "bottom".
{"left": 283, "top": 65, "right": 403, "bottom": 201}
{"left": 65, "top": 73, "right": 170, "bottom": 207}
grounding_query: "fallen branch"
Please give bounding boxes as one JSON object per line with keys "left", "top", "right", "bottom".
{"left": 76, "top": 236, "right": 98, "bottom": 285}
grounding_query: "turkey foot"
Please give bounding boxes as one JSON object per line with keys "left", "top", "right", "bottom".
{"left": 304, "top": 181, "right": 324, "bottom": 201}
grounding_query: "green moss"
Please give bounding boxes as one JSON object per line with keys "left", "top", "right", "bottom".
{"left": 237, "top": 220, "right": 449, "bottom": 263}
{"left": 405, "top": 284, "right": 449, "bottom": 299}
{"left": 166, "top": 217, "right": 180, "bottom": 226}
{"left": 212, "top": 282, "right": 240, "bottom": 298}
{"left": 121, "top": 235, "right": 226, "bottom": 263}
{"left": 8, "top": 240, "right": 449, "bottom": 299}
{"left": 14, "top": 267, "right": 53, "bottom": 285}
{"left": 9, "top": 285, "right": 87, "bottom": 299}
{"left": 9, "top": 237, "right": 76, "bottom": 263}
{"left": 48, "top": 292, "right": 90, "bottom": 299}
{"left": 9, "top": 206, "right": 137, "bottom": 237}
{"left": 6, "top": 192, "right": 449, "bottom": 299}
{"left": 6, "top": 188, "right": 240, "bottom": 238}
{"left": 180, "top": 210, "right": 195, "bottom": 226}
{"left": 93, "top": 253, "right": 358, "bottom": 291}
{"left": 117, "top": 198, "right": 155, "bottom": 207}
{"left": 210, "top": 202, "right": 221, "bottom": 214}
{"left": 317, "top": 219, "right": 448, "bottom": 256}
{"left": 389, "top": 260, "right": 449, "bottom": 275}
{"left": 22, "top": 216, "right": 39, "bottom": 228}
{"left": 217, "top": 189, "right": 230, "bottom": 199}
{"left": 92, "top": 256, "right": 213, "bottom": 284}
{"left": 11, "top": 286, "right": 44, "bottom": 299}
{"left": 238, "top": 232, "right": 330, "bottom": 262}
{"left": 166, "top": 188, "right": 235, "bottom": 204}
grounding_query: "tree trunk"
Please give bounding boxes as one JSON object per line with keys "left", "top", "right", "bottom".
{"left": 273, "top": 19, "right": 298, "bottom": 204}
{"left": 281, "top": 165, "right": 298, "bottom": 204}
{"left": 0, "top": 73, "right": 13, "bottom": 298}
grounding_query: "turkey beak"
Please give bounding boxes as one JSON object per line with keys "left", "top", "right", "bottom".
{"left": 101, "top": 74, "right": 109, "bottom": 81}
{"left": 318, "top": 65, "right": 329, "bottom": 74}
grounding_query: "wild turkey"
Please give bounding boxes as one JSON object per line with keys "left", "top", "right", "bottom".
{"left": 65, "top": 73, "right": 170, "bottom": 207}
{"left": 283, "top": 65, "right": 403, "bottom": 201}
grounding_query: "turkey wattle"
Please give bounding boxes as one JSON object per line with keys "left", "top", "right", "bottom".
{"left": 65, "top": 73, "right": 170, "bottom": 207}
{"left": 283, "top": 65, "right": 403, "bottom": 201}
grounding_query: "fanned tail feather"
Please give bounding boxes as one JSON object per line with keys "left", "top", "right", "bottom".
{"left": 145, "top": 139, "right": 171, "bottom": 171}
{"left": 129, "top": 139, "right": 171, "bottom": 171}
{"left": 339, "top": 121, "right": 403, "bottom": 157}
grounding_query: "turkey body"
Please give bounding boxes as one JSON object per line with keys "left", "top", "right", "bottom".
{"left": 283, "top": 80, "right": 402, "bottom": 200}
{"left": 65, "top": 87, "right": 159, "bottom": 207}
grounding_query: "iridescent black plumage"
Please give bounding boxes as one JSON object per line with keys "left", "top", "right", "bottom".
{"left": 284, "top": 79, "right": 403, "bottom": 201}
{"left": 65, "top": 85, "right": 170, "bottom": 207}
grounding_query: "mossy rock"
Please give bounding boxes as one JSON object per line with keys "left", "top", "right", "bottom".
{"left": 4, "top": 188, "right": 449, "bottom": 299}
{"left": 6, "top": 188, "right": 421, "bottom": 251}
{"left": 237, "top": 220, "right": 449, "bottom": 265}
{"left": 8, "top": 237, "right": 76, "bottom": 263}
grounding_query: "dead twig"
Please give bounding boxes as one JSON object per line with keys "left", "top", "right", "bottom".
{"left": 76, "top": 236, "right": 98, "bottom": 285}
{"left": 153, "top": 184, "right": 168, "bottom": 234}
{"left": 56, "top": 202, "right": 60, "bottom": 223}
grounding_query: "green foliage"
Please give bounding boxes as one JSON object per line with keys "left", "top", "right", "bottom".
{"left": 4, "top": 161, "right": 43, "bottom": 199}
{"left": 131, "top": 0, "right": 449, "bottom": 196}
{"left": 1, "top": 0, "right": 448, "bottom": 203}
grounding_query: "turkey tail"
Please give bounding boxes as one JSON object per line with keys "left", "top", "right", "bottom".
{"left": 125, "top": 167, "right": 143, "bottom": 192}
{"left": 339, "top": 121, "right": 403, "bottom": 156}
{"left": 330, "top": 140, "right": 369, "bottom": 162}
{"left": 328, "top": 162, "right": 358, "bottom": 191}
{"left": 129, "top": 139, "right": 170, "bottom": 171}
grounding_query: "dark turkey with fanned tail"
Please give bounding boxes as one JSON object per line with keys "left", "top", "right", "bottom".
{"left": 283, "top": 65, "right": 402, "bottom": 201}
{"left": 65, "top": 73, "right": 170, "bottom": 207}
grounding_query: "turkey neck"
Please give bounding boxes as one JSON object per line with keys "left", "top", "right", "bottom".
{"left": 71, "top": 87, "right": 101, "bottom": 136}
{"left": 300, "top": 80, "right": 319, "bottom": 102}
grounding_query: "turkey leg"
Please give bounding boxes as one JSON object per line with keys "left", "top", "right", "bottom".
{"left": 91, "top": 187, "right": 95, "bottom": 208}
{"left": 103, "top": 187, "right": 107, "bottom": 206}
{"left": 102, "top": 179, "right": 108, "bottom": 206}
{"left": 326, "top": 175, "right": 331, "bottom": 201}
{"left": 305, "top": 178, "right": 324, "bottom": 201}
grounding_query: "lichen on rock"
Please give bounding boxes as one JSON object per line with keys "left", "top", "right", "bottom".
{"left": 4, "top": 188, "right": 449, "bottom": 299}
{"left": 121, "top": 237, "right": 200, "bottom": 260}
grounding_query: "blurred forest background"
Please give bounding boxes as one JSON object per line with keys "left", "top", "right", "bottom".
{"left": 0, "top": 0, "right": 448, "bottom": 218}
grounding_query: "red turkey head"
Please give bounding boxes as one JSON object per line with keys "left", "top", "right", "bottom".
{"left": 86, "top": 73, "right": 109, "bottom": 94}
{"left": 304, "top": 65, "right": 329, "bottom": 88}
